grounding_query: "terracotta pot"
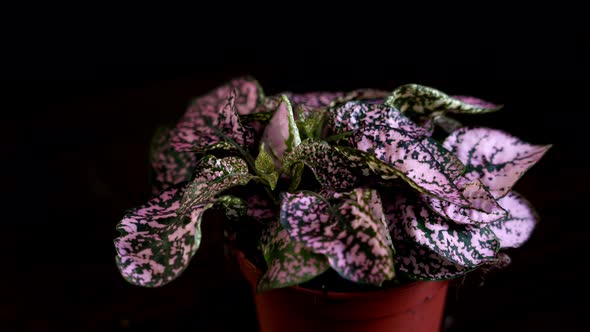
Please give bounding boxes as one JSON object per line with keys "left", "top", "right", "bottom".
{"left": 235, "top": 250, "right": 450, "bottom": 332}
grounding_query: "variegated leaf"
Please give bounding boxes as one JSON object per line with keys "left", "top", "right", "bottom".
{"left": 260, "top": 95, "right": 301, "bottom": 167}
{"left": 281, "top": 140, "right": 359, "bottom": 191}
{"left": 178, "top": 155, "right": 254, "bottom": 214}
{"left": 257, "top": 222, "right": 330, "bottom": 292}
{"left": 444, "top": 127, "right": 551, "bottom": 199}
{"left": 489, "top": 191, "right": 538, "bottom": 248}
{"left": 385, "top": 194, "right": 498, "bottom": 267}
{"left": 432, "top": 115, "right": 463, "bottom": 134}
{"left": 149, "top": 126, "right": 197, "bottom": 194}
{"left": 333, "top": 146, "right": 400, "bottom": 180}
{"left": 327, "top": 102, "right": 431, "bottom": 138}
{"left": 280, "top": 190, "right": 396, "bottom": 285}
{"left": 171, "top": 88, "right": 255, "bottom": 152}
{"left": 386, "top": 84, "right": 502, "bottom": 114}
{"left": 216, "top": 195, "right": 248, "bottom": 222}
{"left": 353, "top": 125, "right": 468, "bottom": 206}
{"left": 424, "top": 177, "right": 508, "bottom": 224}
{"left": 247, "top": 194, "right": 277, "bottom": 223}
{"left": 295, "top": 104, "right": 327, "bottom": 140}
{"left": 255, "top": 143, "right": 279, "bottom": 190}
{"left": 395, "top": 240, "right": 468, "bottom": 280}
{"left": 114, "top": 185, "right": 215, "bottom": 287}
{"left": 290, "top": 91, "right": 344, "bottom": 110}
{"left": 328, "top": 89, "right": 390, "bottom": 107}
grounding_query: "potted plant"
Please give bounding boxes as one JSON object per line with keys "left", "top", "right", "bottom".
{"left": 114, "top": 77, "right": 550, "bottom": 331}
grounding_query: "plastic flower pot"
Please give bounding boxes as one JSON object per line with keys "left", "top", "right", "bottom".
{"left": 235, "top": 250, "right": 450, "bottom": 332}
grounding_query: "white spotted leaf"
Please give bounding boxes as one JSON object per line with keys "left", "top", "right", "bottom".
{"left": 386, "top": 84, "right": 503, "bottom": 115}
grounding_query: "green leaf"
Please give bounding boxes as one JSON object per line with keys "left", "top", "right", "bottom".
{"left": 257, "top": 222, "right": 330, "bottom": 292}
{"left": 255, "top": 143, "right": 279, "bottom": 190}
{"left": 386, "top": 84, "right": 503, "bottom": 115}
{"left": 295, "top": 104, "right": 327, "bottom": 140}
{"left": 178, "top": 155, "right": 254, "bottom": 215}
{"left": 288, "top": 161, "right": 304, "bottom": 192}
{"left": 216, "top": 195, "right": 248, "bottom": 222}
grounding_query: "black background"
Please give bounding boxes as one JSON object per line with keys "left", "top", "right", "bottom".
{"left": 1, "top": 24, "right": 589, "bottom": 331}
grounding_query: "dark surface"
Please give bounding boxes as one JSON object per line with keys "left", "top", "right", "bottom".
{"left": 1, "top": 29, "right": 589, "bottom": 331}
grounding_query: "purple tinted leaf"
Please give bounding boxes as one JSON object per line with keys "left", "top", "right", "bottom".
{"left": 282, "top": 141, "right": 360, "bottom": 191}
{"left": 451, "top": 95, "right": 500, "bottom": 111}
{"left": 327, "top": 102, "right": 431, "bottom": 138}
{"left": 489, "top": 192, "right": 538, "bottom": 248}
{"left": 280, "top": 190, "right": 396, "bottom": 285}
{"left": 290, "top": 91, "right": 344, "bottom": 110}
{"left": 247, "top": 194, "right": 277, "bottom": 223}
{"left": 257, "top": 222, "right": 330, "bottom": 292}
{"left": 385, "top": 194, "right": 498, "bottom": 267}
{"left": 149, "top": 126, "right": 198, "bottom": 194}
{"left": 178, "top": 155, "right": 253, "bottom": 214}
{"left": 395, "top": 240, "right": 468, "bottom": 280}
{"left": 444, "top": 127, "right": 551, "bottom": 198}
{"left": 329, "top": 89, "right": 390, "bottom": 106}
{"left": 260, "top": 95, "right": 301, "bottom": 167}
{"left": 171, "top": 88, "right": 255, "bottom": 152}
{"left": 353, "top": 126, "right": 468, "bottom": 205}
{"left": 424, "top": 177, "right": 508, "bottom": 224}
{"left": 114, "top": 186, "right": 215, "bottom": 287}
{"left": 386, "top": 84, "right": 503, "bottom": 114}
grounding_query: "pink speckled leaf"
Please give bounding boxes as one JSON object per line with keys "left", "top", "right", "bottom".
{"left": 178, "top": 155, "right": 254, "bottom": 215}
{"left": 424, "top": 177, "right": 508, "bottom": 224}
{"left": 489, "top": 192, "right": 538, "bottom": 248}
{"left": 246, "top": 194, "right": 277, "bottom": 223}
{"left": 395, "top": 240, "right": 469, "bottom": 280}
{"left": 353, "top": 126, "right": 468, "bottom": 206}
{"left": 329, "top": 89, "right": 390, "bottom": 106}
{"left": 444, "top": 127, "right": 551, "bottom": 199}
{"left": 291, "top": 91, "right": 344, "bottom": 110}
{"left": 149, "top": 126, "right": 198, "bottom": 194}
{"left": 327, "top": 102, "right": 431, "bottom": 138}
{"left": 452, "top": 95, "right": 500, "bottom": 111}
{"left": 171, "top": 87, "right": 255, "bottom": 152}
{"left": 386, "top": 84, "right": 503, "bottom": 114}
{"left": 114, "top": 186, "right": 215, "bottom": 287}
{"left": 281, "top": 140, "right": 360, "bottom": 191}
{"left": 257, "top": 222, "right": 330, "bottom": 292}
{"left": 280, "top": 189, "right": 396, "bottom": 285}
{"left": 385, "top": 194, "right": 498, "bottom": 267}
{"left": 260, "top": 95, "right": 301, "bottom": 167}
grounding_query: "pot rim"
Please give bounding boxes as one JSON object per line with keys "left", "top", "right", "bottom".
{"left": 234, "top": 248, "right": 448, "bottom": 300}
